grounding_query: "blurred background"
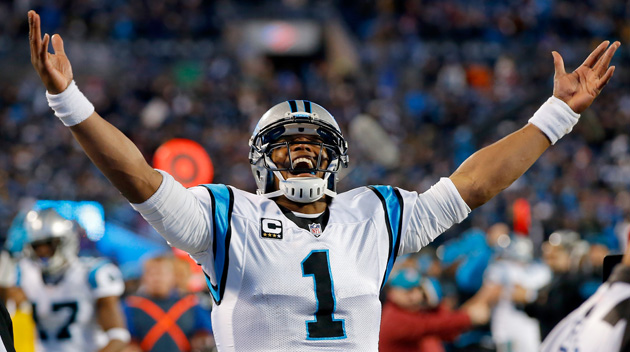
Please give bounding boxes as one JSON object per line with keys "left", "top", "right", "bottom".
{"left": 2, "top": 0, "right": 630, "bottom": 350}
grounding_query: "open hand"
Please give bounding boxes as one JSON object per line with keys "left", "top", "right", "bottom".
{"left": 552, "top": 41, "right": 620, "bottom": 114}
{"left": 28, "top": 10, "right": 73, "bottom": 94}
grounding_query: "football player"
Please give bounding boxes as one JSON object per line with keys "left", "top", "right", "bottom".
{"left": 8, "top": 208, "right": 129, "bottom": 352}
{"left": 27, "top": 9, "right": 619, "bottom": 351}
{"left": 470, "top": 236, "right": 552, "bottom": 352}
{"left": 540, "top": 234, "right": 630, "bottom": 352}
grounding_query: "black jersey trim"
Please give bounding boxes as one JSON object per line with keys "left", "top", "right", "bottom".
{"left": 201, "top": 184, "right": 234, "bottom": 305}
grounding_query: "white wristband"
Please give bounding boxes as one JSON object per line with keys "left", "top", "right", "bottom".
{"left": 106, "top": 327, "right": 131, "bottom": 343}
{"left": 528, "top": 96, "right": 580, "bottom": 145}
{"left": 46, "top": 80, "right": 95, "bottom": 126}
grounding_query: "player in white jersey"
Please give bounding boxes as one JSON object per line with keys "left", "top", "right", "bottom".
{"left": 27, "top": 9, "right": 620, "bottom": 351}
{"left": 479, "top": 236, "right": 552, "bottom": 352}
{"left": 9, "top": 208, "right": 129, "bottom": 352}
{"left": 540, "top": 237, "right": 630, "bottom": 352}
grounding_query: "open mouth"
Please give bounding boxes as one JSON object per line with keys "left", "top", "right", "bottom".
{"left": 290, "top": 157, "right": 317, "bottom": 176}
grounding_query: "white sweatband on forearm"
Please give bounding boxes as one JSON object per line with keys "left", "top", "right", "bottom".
{"left": 106, "top": 328, "right": 131, "bottom": 343}
{"left": 45, "top": 80, "right": 95, "bottom": 126}
{"left": 528, "top": 96, "right": 580, "bottom": 145}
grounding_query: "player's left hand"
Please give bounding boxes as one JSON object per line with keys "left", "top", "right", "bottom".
{"left": 552, "top": 40, "right": 620, "bottom": 114}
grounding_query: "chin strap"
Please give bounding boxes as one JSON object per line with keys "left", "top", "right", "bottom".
{"left": 260, "top": 171, "right": 336, "bottom": 203}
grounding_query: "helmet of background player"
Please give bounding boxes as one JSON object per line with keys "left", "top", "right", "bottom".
{"left": 546, "top": 230, "right": 580, "bottom": 252}
{"left": 543, "top": 230, "right": 585, "bottom": 273}
{"left": 501, "top": 235, "right": 534, "bottom": 263}
{"left": 22, "top": 208, "right": 79, "bottom": 276}
{"left": 248, "top": 100, "right": 349, "bottom": 203}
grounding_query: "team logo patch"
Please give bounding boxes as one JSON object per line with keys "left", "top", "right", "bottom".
{"left": 308, "top": 223, "right": 322, "bottom": 237}
{"left": 261, "top": 218, "right": 283, "bottom": 239}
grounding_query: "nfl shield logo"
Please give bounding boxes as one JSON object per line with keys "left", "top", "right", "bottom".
{"left": 308, "top": 223, "right": 322, "bottom": 237}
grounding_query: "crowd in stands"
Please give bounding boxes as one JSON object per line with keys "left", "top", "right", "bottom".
{"left": 381, "top": 224, "right": 609, "bottom": 351}
{"left": 2, "top": 0, "right": 630, "bottom": 350}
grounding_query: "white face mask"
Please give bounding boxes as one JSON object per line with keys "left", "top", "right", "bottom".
{"left": 27, "top": 242, "right": 72, "bottom": 276}
{"left": 260, "top": 137, "right": 340, "bottom": 203}
{"left": 264, "top": 173, "right": 336, "bottom": 203}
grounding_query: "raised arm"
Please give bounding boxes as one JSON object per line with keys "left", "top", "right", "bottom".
{"left": 28, "top": 10, "right": 162, "bottom": 203}
{"left": 450, "top": 40, "right": 619, "bottom": 210}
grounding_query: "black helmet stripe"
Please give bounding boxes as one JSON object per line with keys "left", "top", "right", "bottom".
{"left": 303, "top": 100, "right": 312, "bottom": 113}
{"left": 288, "top": 100, "right": 298, "bottom": 113}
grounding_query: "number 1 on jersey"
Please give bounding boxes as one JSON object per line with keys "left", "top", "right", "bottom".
{"left": 301, "top": 250, "right": 346, "bottom": 339}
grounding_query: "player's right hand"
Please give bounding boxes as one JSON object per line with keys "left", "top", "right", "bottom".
{"left": 463, "top": 301, "right": 491, "bottom": 326}
{"left": 28, "top": 10, "right": 73, "bottom": 94}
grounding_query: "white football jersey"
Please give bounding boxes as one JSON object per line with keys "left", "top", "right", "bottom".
{"left": 541, "top": 265, "right": 630, "bottom": 352}
{"left": 131, "top": 171, "right": 470, "bottom": 351}
{"left": 484, "top": 259, "right": 552, "bottom": 352}
{"left": 16, "top": 257, "right": 125, "bottom": 352}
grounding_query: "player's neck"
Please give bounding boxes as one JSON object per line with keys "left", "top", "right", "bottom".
{"left": 274, "top": 196, "right": 328, "bottom": 214}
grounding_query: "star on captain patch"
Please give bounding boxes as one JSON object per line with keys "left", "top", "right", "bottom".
{"left": 308, "top": 223, "right": 322, "bottom": 237}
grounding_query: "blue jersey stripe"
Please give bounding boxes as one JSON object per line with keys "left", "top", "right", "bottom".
{"left": 88, "top": 260, "right": 110, "bottom": 288}
{"left": 202, "top": 184, "right": 234, "bottom": 305}
{"left": 392, "top": 188, "right": 404, "bottom": 275}
{"left": 16, "top": 264, "right": 21, "bottom": 286}
{"left": 368, "top": 185, "right": 404, "bottom": 290}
